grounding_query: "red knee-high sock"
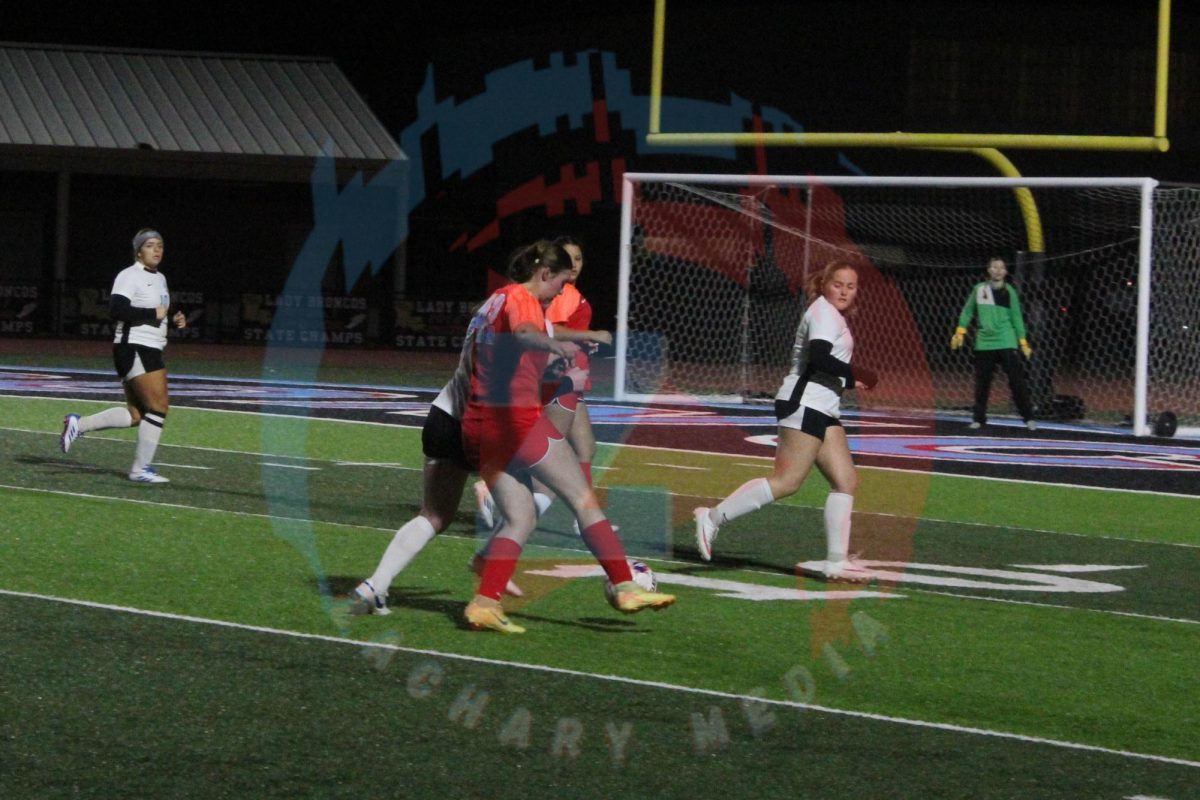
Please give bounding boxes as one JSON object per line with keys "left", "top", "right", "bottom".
{"left": 478, "top": 537, "right": 523, "bottom": 601}
{"left": 580, "top": 461, "right": 593, "bottom": 487}
{"left": 580, "top": 520, "right": 632, "bottom": 584}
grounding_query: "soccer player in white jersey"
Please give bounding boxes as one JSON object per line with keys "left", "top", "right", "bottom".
{"left": 59, "top": 229, "right": 186, "bottom": 483}
{"left": 693, "top": 261, "right": 879, "bottom": 581}
{"left": 347, "top": 294, "right": 488, "bottom": 615}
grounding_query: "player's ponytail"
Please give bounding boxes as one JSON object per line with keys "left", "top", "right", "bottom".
{"left": 506, "top": 240, "right": 572, "bottom": 282}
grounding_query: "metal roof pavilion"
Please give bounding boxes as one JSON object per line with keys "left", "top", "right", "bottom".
{"left": 0, "top": 41, "right": 403, "bottom": 180}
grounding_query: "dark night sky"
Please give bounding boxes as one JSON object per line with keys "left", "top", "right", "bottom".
{"left": 3, "top": 0, "right": 1197, "bottom": 182}
{"left": 2, "top": 0, "right": 1195, "bottom": 339}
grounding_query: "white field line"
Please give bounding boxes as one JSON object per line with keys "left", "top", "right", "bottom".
{"left": 6, "top": 423, "right": 1198, "bottom": 550}
{"left": 1, "top": 480, "right": 1194, "bottom": 629}
{"left": 0, "top": 586, "right": 1196, "bottom": 771}
{"left": 0, "top": 482, "right": 396, "bottom": 535}
{"left": 2, "top": 424, "right": 421, "bottom": 470}
{"left": 9, "top": 394, "right": 1195, "bottom": 499}
{"left": 617, "top": 440, "right": 1200, "bottom": 502}
{"left": 910, "top": 588, "right": 1199, "bottom": 626}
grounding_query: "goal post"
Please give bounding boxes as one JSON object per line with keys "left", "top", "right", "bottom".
{"left": 616, "top": 173, "right": 1200, "bottom": 437}
{"left": 647, "top": 0, "right": 1173, "bottom": 153}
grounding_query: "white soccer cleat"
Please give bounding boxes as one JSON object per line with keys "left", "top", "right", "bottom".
{"left": 60, "top": 414, "right": 82, "bottom": 454}
{"left": 693, "top": 507, "right": 718, "bottom": 562}
{"left": 473, "top": 480, "right": 495, "bottom": 530}
{"left": 821, "top": 558, "right": 874, "bottom": 583}
{"left": 349, "top": 580, "right": 391, "bottom": 616}
{"left": 128, "top": 466, "right": 169, "bottom": 484}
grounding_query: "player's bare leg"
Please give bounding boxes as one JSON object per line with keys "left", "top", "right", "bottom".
{"left": 531, "top": 438, "right": 674, "bottom": 612}
{"left": 465, "top": 471, "right": 537, "bottom": 633}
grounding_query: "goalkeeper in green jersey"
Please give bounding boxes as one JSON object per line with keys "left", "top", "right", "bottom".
{"left": 950, "top": 257, "right": 1037, "bottom": 431}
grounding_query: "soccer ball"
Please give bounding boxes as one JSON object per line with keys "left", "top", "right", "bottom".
{"left": 603, "top": 559, "right": 657, "bottom": 604}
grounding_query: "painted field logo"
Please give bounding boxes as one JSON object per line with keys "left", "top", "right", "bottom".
{"left": 528, "top": 562, "right": 1139, "bottom": 597}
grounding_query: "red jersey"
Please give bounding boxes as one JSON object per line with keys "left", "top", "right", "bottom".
{"left": 544, "top": 282, "right": 593, "bottom": 381}
{"left": 462, "top": 283, "right": 553, "bottom": 475}
{"left": 545, "top": 283, "right": 592, "bottom": 331}
{"left": 467, "top": 283, "right": 550, "bottom": 411}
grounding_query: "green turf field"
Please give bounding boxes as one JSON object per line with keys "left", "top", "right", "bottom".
{"left": 2, "top": 390, "right": 1198, "bottom": 799}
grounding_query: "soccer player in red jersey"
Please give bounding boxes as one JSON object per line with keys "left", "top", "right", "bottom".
{"left": 473, "top": 235, "right": 615, "bottom": 543}
{"left": 462, "top": 240, "right": 674, "bottom": 633}
{"left": 540, "top": 235, "right": 610, "bottom": 481}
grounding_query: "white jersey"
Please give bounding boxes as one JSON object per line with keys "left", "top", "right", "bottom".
{"left": 431, "top": 298, "right": 488, "bottom": 420}
{"left": 432, "top": 348, "right": 472, "bottom": 422}
{"left": 774, "top": 295, "right": 854, "bottom": 418}
{"left": 111, "top": 262, "right": 170, "bottom": 349}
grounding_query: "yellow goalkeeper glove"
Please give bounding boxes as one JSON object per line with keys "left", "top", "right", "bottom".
{"left": 949, "top": 326, "right": 967, "bottom": 351}
{"left": 1019, "top": 338, "right": 1033, "bottom": 359}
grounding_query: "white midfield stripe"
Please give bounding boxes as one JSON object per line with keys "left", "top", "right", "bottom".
{"left": 0, "top": 483, "right": 391, "bottom": 533}
{"left": 0, "top": 586, "right": 1196, "bottom": 770}
{"left": 3, "top": 481, "right": 1188, "bottom": 628}
{"left": 0, "top": 395, "right": 400, "bottom": 427}
{"left": 646, "top": 462, "right": 708, "bottom": 471}
{"left": 334, "top": 461, "right": 418, "bottom": 469}
{"left": 260, "top": 462, "right": 321, "bottom": 471}
{"left": 10, "top": 423, "right": 1200, "bottom": 550}
{"left": 605, "top": 439, "right": 1200, "bottom": 501}
{"left": 9, "top": 426, "right": 1198, "bottom": 548}
{"left": 914, "top": 588, "right": 1200, "bottom": 626}
{"left": 6, "top": 425, "right": 411, "bottom": 466}
{"left": 151, "top": 463, "right": 213, "bottom": 470}
{"left": 9, "top": 414, "right": 1198, "bottom": 499}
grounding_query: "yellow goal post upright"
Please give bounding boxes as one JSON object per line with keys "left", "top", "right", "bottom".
{"left": 614, "top": 174, "right": 1200, "bottom": 437}
{"left": 648, "top": 0, "right": 1173, "bottom": 153}
{"left": 626, "top": 1, "right": 1191, "bottom": 436}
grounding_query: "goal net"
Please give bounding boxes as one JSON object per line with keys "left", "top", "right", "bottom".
{"left": 616, "top": 174, "right": 1200, "bottom": 436}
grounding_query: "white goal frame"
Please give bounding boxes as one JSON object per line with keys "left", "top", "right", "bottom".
{"left": 616, "top": 172, "right": 1165, "bottom": 435}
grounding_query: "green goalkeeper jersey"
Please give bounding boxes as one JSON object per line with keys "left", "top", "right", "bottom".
{"left": 957, "top": 282, "right": 1026, "bottom": 351}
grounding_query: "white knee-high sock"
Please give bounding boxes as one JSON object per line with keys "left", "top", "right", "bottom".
{"left": 130, "top": 411, "right": 165, "bottom": 472}
{"left": 482, "top": 490, "right": 552, "bottom": 539}
{"left": 824, "top": 492, "right": 855, "bottom": 563}
{"left": 710, "top": 478, "right": 775, "bottom": 527}
{"left": 533, "top": 492, "right": 553, "bottom": 518}
{"left": 370, "top": 516, "right": 437, "bottom": 594}
{"left": 78, "top": 407, "right": 133, "bottom": 433}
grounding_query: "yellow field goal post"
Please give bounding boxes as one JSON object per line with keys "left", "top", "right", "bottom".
{"left": 648, "top": 0, "right": 1173, "bottom": 153}
{"left": 627, "top": 2, "right": 1193, "bottom": 436}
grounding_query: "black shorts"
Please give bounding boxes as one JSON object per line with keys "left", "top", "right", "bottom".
{"left": 422, "top": 405, "right": 470, "bottom": 470}
{"left": 774, "top": 400, "right": 841, "bottom": 441}
{"left": 113, "top": 344, "right": 166, "bottom": 382}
